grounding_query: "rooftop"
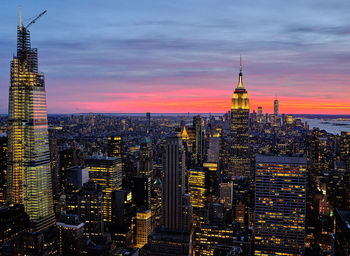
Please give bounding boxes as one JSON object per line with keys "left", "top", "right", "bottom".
{"left": 256, "top": 154, "right": 307, "bottom": 165}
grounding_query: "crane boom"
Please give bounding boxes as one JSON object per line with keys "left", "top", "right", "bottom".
{"left": 25, "top": 10, "right": 47, "bottom": 29}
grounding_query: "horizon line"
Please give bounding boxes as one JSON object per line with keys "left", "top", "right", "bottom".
{"left": 1, "top": 112, "right": 350, "bottom": 116}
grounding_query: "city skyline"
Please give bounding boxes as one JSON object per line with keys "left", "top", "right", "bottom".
{"left": 0, "top": 1, "right": 350, "bottom": 114}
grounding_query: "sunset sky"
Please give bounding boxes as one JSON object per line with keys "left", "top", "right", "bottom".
{"left": 0, "top": 0, "right": 350, "bottom": 114}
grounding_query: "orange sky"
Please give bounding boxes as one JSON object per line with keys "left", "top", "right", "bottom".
{"left": 50, "top": 89, "right": 349, "bottom": 114}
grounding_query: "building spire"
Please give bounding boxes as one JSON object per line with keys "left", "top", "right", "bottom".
{"left": 240, "top": 54, "right": 243, "bottom": 73}
{"left": 237, "top": 55, "right": 244, "bottom": 89}
{"left": 18, "top": 6, "right": 23, "bottom": 30}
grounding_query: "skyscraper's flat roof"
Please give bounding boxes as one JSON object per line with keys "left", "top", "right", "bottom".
{"left": 256, "top": 154, "right": 307, "bottom": 164}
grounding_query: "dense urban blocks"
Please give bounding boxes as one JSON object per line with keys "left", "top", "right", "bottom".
{"left": 0, "top": 6, "right": 349, "bottom": 256}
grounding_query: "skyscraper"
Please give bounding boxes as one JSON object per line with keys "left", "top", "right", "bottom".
{"left": 78, "top": 181, "right": 104, "bottom": 239}
{"left": 132, "top": 176, "right": 151, "bottom": 211}
{"left": 140, "top": 137, "right": 193, "bottom": 255}
{"left": 86, "top": 156, "right": 122, "bottom": 224}
{"left": 0, "top": 135, "right": 7, "bottom": 204}
{"left": 162, "top": 137, "right": 192, "bottom": 231}
{"left": 193, "top": 115, "right": 204, "bottom": 166}
{"left": 135, "top": 210, "right": 152, "bottom": 248}
{"left": 56, "top": 214, "right": 85, "bottom": 256}
{"left": 230, "top": 57, "right": 250, "bottom": 177}
{"left": 107, "top": 136, "right": 122, "bottom": 158}
{"left": 257, "top": 106, "right": 263, "bottom": 123}
{"left": 0, "top": 204, "right": 29, "bottom": 245}
{"left": 333, "top": 208, "right": 350, "bottom": 256}
{"left": 254, "top": 155, "right": 307, "bottom": 256}
{"left": 6, "top": 12, "right": 55, "bottom": 231}
{"left": 138, "top": 138, "right": 153, "bottom": 176}
{"left": 188, "top": 168, "right": 207, "bottom": 209}
{"left": 146, "top": 112, "right": 151, "bottom": 134}
{"left": 111, "top": 189, "right": 134, "bottom": 247}
{"left": 274, "top": 96, "right": 279, "bottom": 116}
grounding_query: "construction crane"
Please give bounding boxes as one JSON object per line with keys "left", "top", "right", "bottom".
{"left": 25, "top": 10, "right": 47, "bottom": 29}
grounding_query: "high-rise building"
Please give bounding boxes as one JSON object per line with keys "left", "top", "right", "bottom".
{"left": 193, "top": 224, "right": 235, "bottom": 256}
{"left": 333, "top": 208, "right": 350, "bottom": 256}
{"left": 188, "top": 164, "right": 218, "bottom": 212}
{"left": 188, "top": 168, "right": 207, "bottom": 209}
{"left": 230, "top": 57, "right": 250, "bottom": 177}
{"left": 203, "top": 162, "right": 219, "bottom": 198}
{"left": 340, "top": 131, "right": 350, "bottom": 170}
{"left": 59, "top": 147, "right": 79, "bottom": 195}
{"left": 254, "top": 155, "right": 307, "bottom": 256}
{"left": 310, "top": 129, "right": 333, "bottom": 179}
{"left": 286, "top": 115, "right": 293, "bottom": 125}
{"left": 14, "top": 232, "right": 46, "bottom": 256}
{"left": 193, "top": 203, "right": 238, "bottom": 256}
{"left": 138, "top": 138, "right": 153, "bottom": 176}
{"left": 56, "top": 214, "right": 85, "bottom": 256}
{"left": 146, "top": 112, "right": 151, "bottom": 134}
{"left": 135, "top": 210, "right": 152, "bottom": 248}
{"left": 0, "top": 135, "right": 7, "bottom": 204}
{"left": 162, "top": 137, "right": 192, "bottom": 231}
{"left": 0, "top": 204, "right": 29, "bottom": 245}
{"left": 49, "top": 135, "right": 59, "bottom": 203}
{"left": 78, "top": 180, "right": 104, "bottom": 239}
{"left": 65, "top": 166, "right": 89, "bottom": 192}
{"left": 65, "top": 166, "right": 89, "bottom": 213}
{"left": 257, "top": 106, "right": 263, "bottom": 123}
{"left": 151, "top": 178, "right": 162, "bottom": 228}
{"left": 274, "top": 97, "right": 279, "bottom": 116}
{"left": 219, "top": 182, "right": 234, "bottom": 209}
{"left": 110, "top": 189, "right": 134, "bottom": 247}
{"left": 207, "top": 134, "right": 221, "bottom": 163}
{"left": 107, "top": 136, "right": 122, "bottom": 158}
{"left": 140, "top": 137, "right": 193, "bottom": 255}
{"left": 193, "top": 115, "right": 204, "bottom": 166}
{"left": 86, "top": 156, "right": 122, "bottom": 224}
{"left": 132, "top": 176, "right": 151, "bottom": 211}
{"left": 6, "top": 13, "right": 55, "bottom": 231}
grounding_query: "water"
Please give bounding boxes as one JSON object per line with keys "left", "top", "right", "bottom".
{"left": 301, "top": 118, "right": 350, "bottom": 135}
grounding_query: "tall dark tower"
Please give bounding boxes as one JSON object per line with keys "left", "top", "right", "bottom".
{"left": 193, "top": 115, "right": 204, "bottom": 166}
{"left": 229, "top": 57, "right": 250, "bottom": 177}
{"left": 146, "top": 112, "right": 151, "bottom": 134}
{"left": 274, "top": 96, "right": 279, "bottom": 116}
{"left": 140, "top": 137, "right": 193, "bottom": 256}
{"left": 6, "top": 10, "right": 55, "bottom": 231}
{"left": 162, "top": 137, "right": 192, "bottom": 231}
{"left": 138, "top": 138, "right": 153, "bottom": 176}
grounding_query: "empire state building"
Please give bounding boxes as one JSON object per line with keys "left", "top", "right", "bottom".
{"left": 229, "top": 57, "right": 250, "bottom": 177}
{"left": 6, "top": 12, "right": 55, "bottom": 231}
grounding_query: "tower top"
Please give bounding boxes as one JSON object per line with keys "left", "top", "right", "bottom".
{"left": 237, "top": 56, "right": 244, "bottom": 89}
{"left": 18, "top": 6, "right": 23, "bottom": 30}
{"left": 240, "top": 55, "right": 242, "bottom": 73}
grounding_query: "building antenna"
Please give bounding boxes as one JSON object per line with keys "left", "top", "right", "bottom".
{"left": 18, "top": 6, "right": 23, "bottom": 29}
{"left": 240, "top": 55, "right": 243, "bottom": 73}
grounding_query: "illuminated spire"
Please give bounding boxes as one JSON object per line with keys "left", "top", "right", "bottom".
{"left": 237, "top": 55, "right": 244, "bottom": 89}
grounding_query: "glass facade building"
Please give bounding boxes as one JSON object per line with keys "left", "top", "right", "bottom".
{"left": 6, "top": 23, "right": 55, "bottom": 231}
